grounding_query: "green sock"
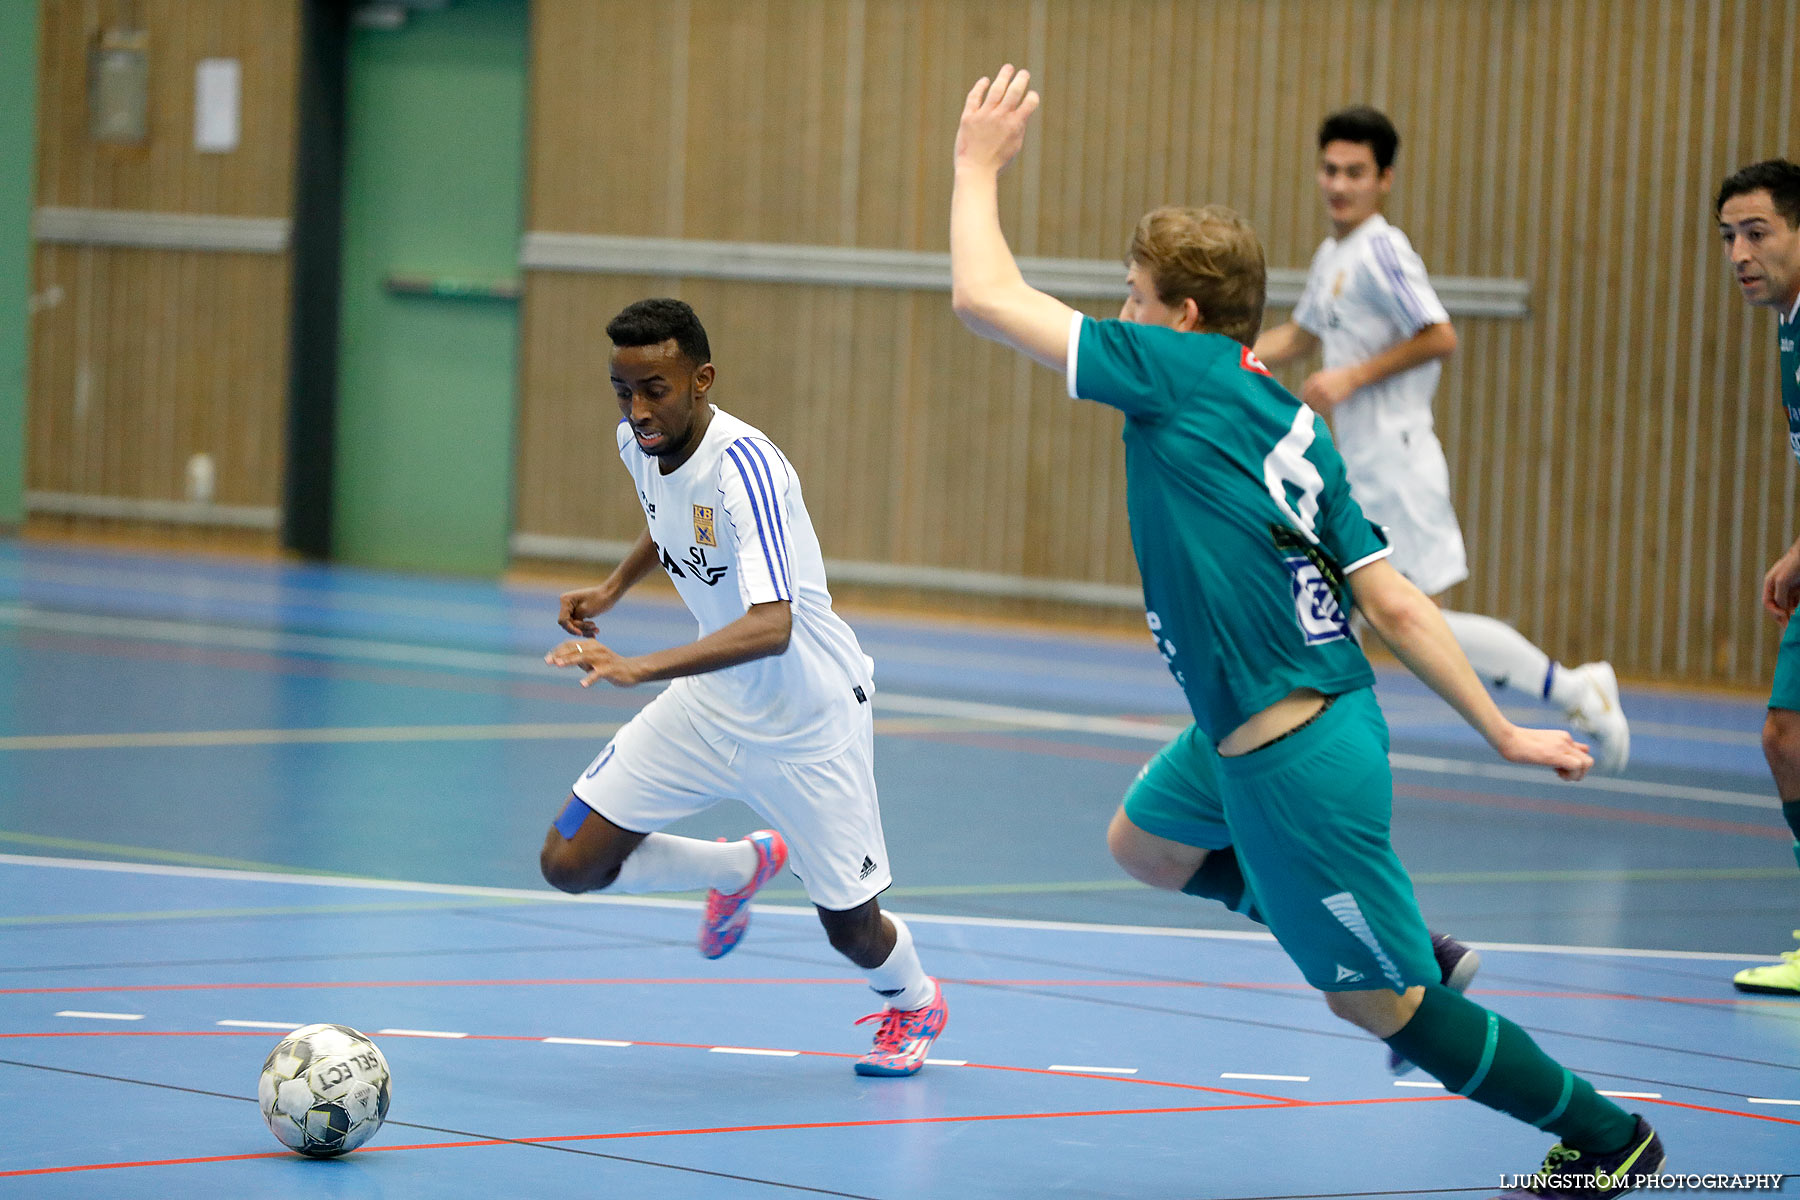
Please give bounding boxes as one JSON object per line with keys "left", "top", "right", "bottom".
{"left": 1782, "top": 800, "right": 1800, "bottom": 869}
{"left": 1382, "top": 984, "right": 1636, "bottom": 1154}
{"left": 1180, "top": 846, "right": 1264, "bottom": 924}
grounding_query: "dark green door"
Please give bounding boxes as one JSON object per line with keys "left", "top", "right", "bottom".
{"left": 333, "top": 0, "right": 526, "bottom": 573}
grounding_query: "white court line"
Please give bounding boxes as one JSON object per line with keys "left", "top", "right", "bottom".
{"left": 376, "top": 1028, "right": 466, "bottom": 1039}
{"left": 542, "top": 1037, "right": 632, "bottom": 1047}
{"left": 709, "top": 1047, "right": 799, "bottom": 1058}
{"left": 217, "top": 1019, "right": 302, "bottom": 1030}
{"left": 1395, "top": 1080, "right": 1446, "bottom": 1089}
{"left": 0, "top": 722, "right": 623, "bottom": 752}
{"left": 925, "top": 1058, "right": 967, "bottom": 1067}
{"left": 1746, "top": 1097, "right": 1800, "bottom": 1106}
{"left": 1389, "top": 752, "right": 1775, "bottom": 810}
{"left": 1598, "top": 1090, "right": 1663, "bottom": 1099}
{"left": 1049, "top": 1065, "right": 1139, "bottom": 1075}
{"left": 0, "top": 604, "right": 1772, "bottom": 810}
{"left": 0, "top": 853, "right": 1784, "bottom": 963}
{"left": 1221, "top": 1072, "right": 1310, "bottom": 1082}
{"left": 54, "top": 1010, "right": 142, "bottom": 1021}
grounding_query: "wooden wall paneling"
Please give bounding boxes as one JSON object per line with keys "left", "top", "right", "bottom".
{"left": 1599, "top": 2, "right": 1648, "bottom": 668}
{"left": 1625, "top": 1, "right": 1675, "bottom": 672}
{"left": 1735, "top": 0, "right": 1785, "bottom": 681}
{"left": 1534, "top": 0, "right": 1581, "bottom": 659}
{"left": 1682, "top": 0, "right": 1729, "bottom": 677}
{"left": 916, "top": 5, "right": 984, "bottom": 570}
{"left": 1707, "top": 0, "right": 1748, "bottom": 680}
{"left": 28, "top": 245, "right": 289, "bottom": 507}
{"left": 1501, "top": 1, "right": 1545, "bottom": 645}
{"left": 1670, "top": 0, "right": 1716, "bottom": 675}
{"left": 35, "top": 0, "right": 297, "bottom": 216}
{"left": 1643, "top": 0, "right": 1687, "bottom": 673}
{"left": 527, "top": 1, "right": 678, "bottom": 236}
{"left": 1694, "top": 0, "right": 1736, "bottom": 678}
{"left": 29, "top": 0, "right": 296, "bottom": 543}
{"left": 683, "top": 1, "right": 766, "bottom": 243}
{"left": 848, "top": 0, "right": 906, "bottom": 250}
{"left": 1647, "top": 0, "right": 1696, "bottom": 673}
{"left": 1568, "top": 0, "right": 1621, "bottom": 666}
{"left": 873, "top": 288, "right": 912, "bottom": 565}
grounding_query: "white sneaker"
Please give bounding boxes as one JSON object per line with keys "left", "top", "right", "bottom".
{"left": 1564, "top": 662, "right": 1629, "bottom": 773}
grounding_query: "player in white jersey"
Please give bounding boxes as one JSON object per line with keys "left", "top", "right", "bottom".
{"left": 536, "top": 299, "right": 947, "bottom": 1075}
{"left": 1254, "top": 106, "right": 1631, "bottom": 772}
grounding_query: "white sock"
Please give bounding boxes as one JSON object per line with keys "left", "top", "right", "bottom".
{"left": 865, "top": 913, "right": 934, "bottom": 1010}
{"left": 1438, "top": 609, "right": 1560, "bottom": 706}
{"left": 605, "top": 833, "right": 756, "bottom": 894}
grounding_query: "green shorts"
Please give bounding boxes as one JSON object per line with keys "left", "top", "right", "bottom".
{"left": 1122, "top": 687, "right": 1437, "bottom": 993}
{"left": 1771, "top": 617, "right": 1800, "bottom": 712}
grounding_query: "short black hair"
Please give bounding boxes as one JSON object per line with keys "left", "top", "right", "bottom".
{"left": 1715, "top": 159, "right": 1800, "bottom": 229}
{"left": 605, "top": 298, "right": 711, "bottom": 367}
{"left": 1318, "top": 105, "right": 1399, "bottom": 172}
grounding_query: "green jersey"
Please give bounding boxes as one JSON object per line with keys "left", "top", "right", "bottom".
{"left": 1781, "top": 297, "right": 1800, "bottom": 462}
{"left": 1069, "top": 315, "right": 1391, "bottom": 741}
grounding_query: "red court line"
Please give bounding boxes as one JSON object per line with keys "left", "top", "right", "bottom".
{"left": 0, "top": 1096, "right": 1462, "bottom": 1179}
{"left": 1396, "top": 782, "right": 1793, "bottom": 840}
{"left": 1, "top": 1149, "right": 295, "bottom": 1178}
{"left": 1643, "top": 1096, "right": 1800, "bottom": 1126}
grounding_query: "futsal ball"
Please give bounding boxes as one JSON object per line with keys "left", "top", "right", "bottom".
{"left": 257, "top": 1023, "right": 392, "bottom": 1157}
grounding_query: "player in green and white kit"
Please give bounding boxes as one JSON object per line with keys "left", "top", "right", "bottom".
{"left": 949, "top": 65, "right": 1665, "bottom": 1196}
{"left": 1717, "top": 159, "right": 1800, "bottom": 997}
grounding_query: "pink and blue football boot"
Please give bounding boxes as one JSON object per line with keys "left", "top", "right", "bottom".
{"left": 853, "top": 980, "right": 948, "bottom": 1077}
{"left": 699, "top": 829, "right": 787, "bottom": 960}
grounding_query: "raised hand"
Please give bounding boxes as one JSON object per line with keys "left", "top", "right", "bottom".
{"left": 954, "top": 64, "right": 1041, "bottom": 175}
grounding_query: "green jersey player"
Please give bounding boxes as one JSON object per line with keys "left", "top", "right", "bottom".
{"left": 948, "top": 65, "right": 1665, "bottom": 1197}
{"left": 1716, "top": 159, "right": 1800, "bottom": 997}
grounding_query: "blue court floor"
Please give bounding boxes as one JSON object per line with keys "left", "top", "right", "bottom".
{"left": 1, "top": 540, "right": 1797, "bottom": 1196}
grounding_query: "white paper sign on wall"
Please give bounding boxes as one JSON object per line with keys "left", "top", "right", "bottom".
{"left": 195, "top": 58, "right": 241, "bottom": 153}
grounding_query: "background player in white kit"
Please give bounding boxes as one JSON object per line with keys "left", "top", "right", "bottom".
{"left": 536, "top": 298, "right": 947, "bottom": 1075}
{"left": 1255, "top": 106, "right": 1631, "bottom": 771}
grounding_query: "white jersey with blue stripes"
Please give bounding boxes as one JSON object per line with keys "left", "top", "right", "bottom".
{"left": 1291, "top": 213, "right": 1451, "bottom": 478}
{"left": 616, "top": 407, "right": 874, "bottom": 761}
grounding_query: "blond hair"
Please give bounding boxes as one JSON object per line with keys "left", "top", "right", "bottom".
{"left": 1127, "top": 205, "right": 1266, "bottom": 347}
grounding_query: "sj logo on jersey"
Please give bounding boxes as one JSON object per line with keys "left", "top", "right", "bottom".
{"left": 1283, "top": 555, "right": 1350, "bottom": 645}
{"left": 692, "top": 504, "right": 717, "bottom": 548}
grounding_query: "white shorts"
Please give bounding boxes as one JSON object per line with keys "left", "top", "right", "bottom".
{"left": 569, "top": 686, "right": 892, "bottom": 912}
{"left": 1344, "top": 428, "right": 1469, "bottom": 596}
